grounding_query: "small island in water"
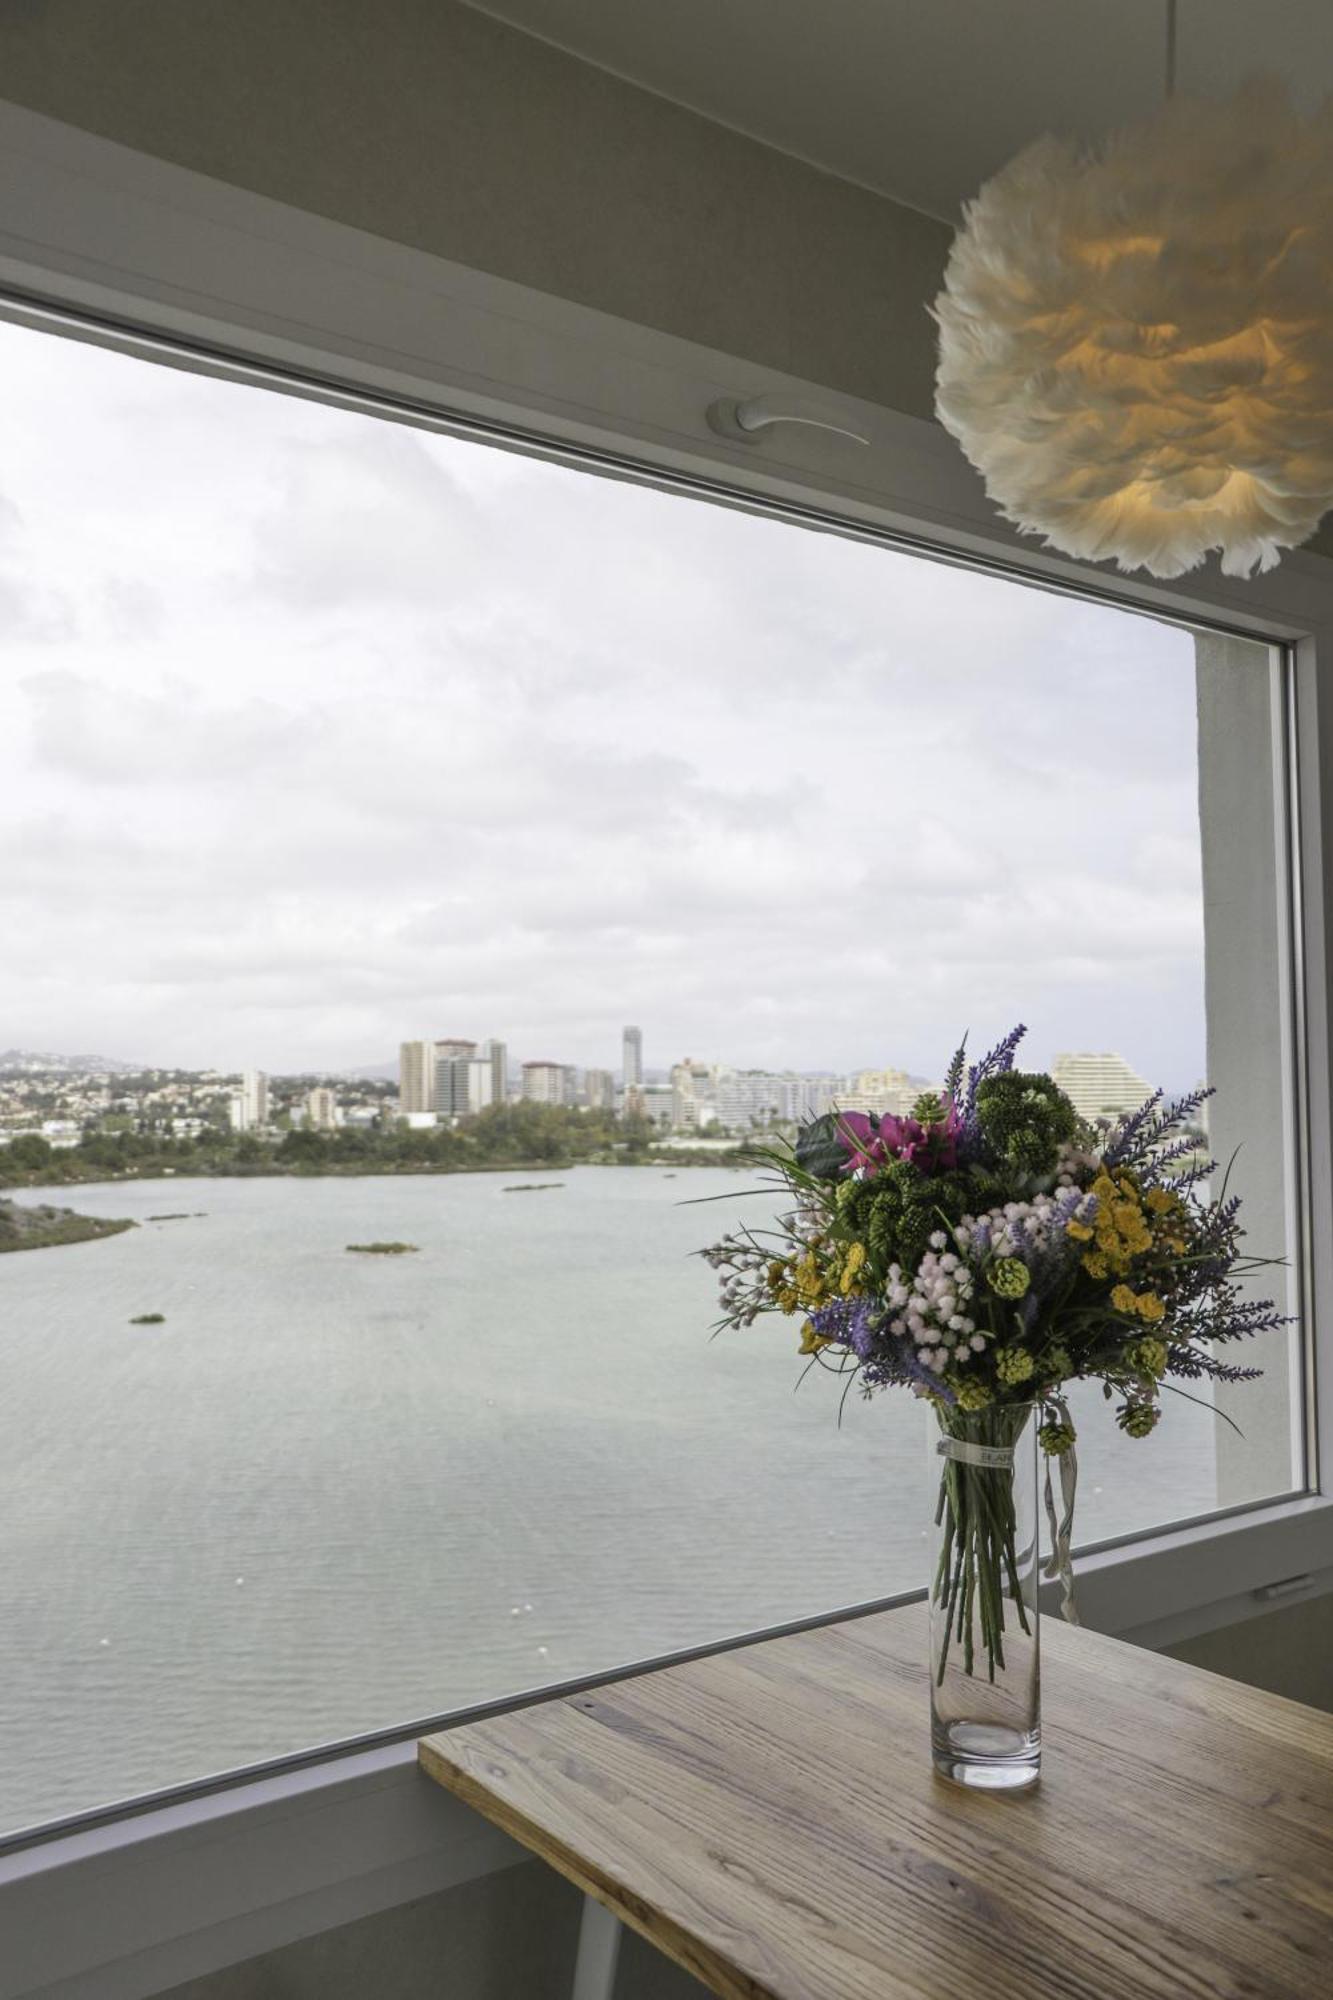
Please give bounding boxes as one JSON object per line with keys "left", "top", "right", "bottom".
{"left": 346, "top": 1241, "right": 419, "bottom": 1255}
{"left": 0, "top": 1196, "right": 135, "bottom": 1254}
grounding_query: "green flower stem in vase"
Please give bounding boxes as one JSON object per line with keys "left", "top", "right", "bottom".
{"left": 929, "top": 1401, "right": 1040, "bottom": 1790}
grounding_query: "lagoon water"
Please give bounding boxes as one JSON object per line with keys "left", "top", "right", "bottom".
{"left": 0, "top": 1169, "right": 1217, "bottom": 1836}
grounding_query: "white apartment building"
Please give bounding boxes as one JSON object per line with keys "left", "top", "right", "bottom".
{"left": 1049, "top": 1052, "right": 1154, "bottom": 1125}
{"left": 436, "top": 1055, "right": 495, "bottom": 1119}
{"left": 713, "top": 1070, "right": 786, "bottom": 1132}
{"left": 781, "top": 1076, "right": 842, "bottom": 1123}
{"left": 522, "top": 1061, "right": 568, "bottom": 1106}
{"left": 583, "top": 1067, "right": 616, "bottom": 1110}
{"left": 669, "top": 1059, "right": 719, "bottom": 1129}
{"left": 398, "top": 1040, "right": 436, "bottom": 1115}
{"left": 622, "top": 1025, "right": 643, "bottom": 1089}
{"left": 835, "top": 1067, "right": 921, "bottom": 1118}
{"left": 637, "top": 1082, "right": 675, "bottom": 1128}
{"left": 228, "top": 1069, "right": 269, "bottom": 1133}
{"left": 305, "top": 1086, "right": 338, "bottom": 1131}
{"left": 482, "top": 1038, "right": 508, "bottom": 1105}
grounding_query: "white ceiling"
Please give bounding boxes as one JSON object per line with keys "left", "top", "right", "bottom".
{"left": 463, "top": 0, "right": 1333, "bottom": 220}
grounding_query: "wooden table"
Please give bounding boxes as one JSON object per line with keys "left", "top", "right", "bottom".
{"left": 419, "top": 1602, "right": 1333, "bottom": 2000}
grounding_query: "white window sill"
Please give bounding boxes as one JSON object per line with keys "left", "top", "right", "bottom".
{"left": 3, "top": 1494, "right": 1329, "bottom": 2000}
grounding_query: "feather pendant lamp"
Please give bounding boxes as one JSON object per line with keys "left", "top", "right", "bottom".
{"left": 933, "top": 68, "right": 1333, "bottom": 579}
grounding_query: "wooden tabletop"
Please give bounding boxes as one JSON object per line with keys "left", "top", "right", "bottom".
{"left": 419, "top": 1603, "right": 1333, "bottom": 2000}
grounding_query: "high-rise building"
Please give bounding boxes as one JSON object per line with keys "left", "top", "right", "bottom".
{"left": 483, "top": 1038, "right": 508, "bottom": 1105}
{"left": 435, "top": 1038, "right": 477, "bottom": 1063}
{"left": 306, "top": 1086, "right": 338, "bottom": 1130}
{"left": 229, "top": 1068, "right": 270, "bottom": 1133}
{"left": 637, "top": 1082, "right": 675, "bottom": 1128}
{"left": 1049, "top": 1051, "right": 1153, "bottom": 1125}
{"left": 836, "top": 1067, "right": 920, "bottom": 1118}
{"left": 622, "top": 1025, "right": 643, "bottom": 1089}
{"left": 522, "top": 1061, "right": 568, "bottom": 1105}
{"left": 583, "top": 1068, "right": 615, "bottom": 1111}
{"left": 399, "top": 1040, "right": 436, "bottom": 1114}
{"left": 436, "top": 1055, "right": 495, "bottom": 1119}
{"left": 669, "top": 1059, "right": 719, "bottom": 1129}
{"left": 714, "top": 1070, "right": 786, "bottom": 1133}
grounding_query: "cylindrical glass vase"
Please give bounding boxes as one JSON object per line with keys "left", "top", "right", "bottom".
{"left": 929, "top": 1401, "right": 1040, "bottom": 1791}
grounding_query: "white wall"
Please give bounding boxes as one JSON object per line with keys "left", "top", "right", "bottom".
{"left": 0, "top": 0, "right": 950, "bottom": 424}
{"left": 150, "top": 1864, "right": 707, "bottom": 2000}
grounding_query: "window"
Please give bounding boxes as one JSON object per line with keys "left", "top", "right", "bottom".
{"left": 0, "top": 317, "right": 1304, "bottom": 1839}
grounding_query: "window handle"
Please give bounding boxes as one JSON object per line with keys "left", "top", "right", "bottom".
{"left": 705, "top": 393, "right": 870, "bottom": 447}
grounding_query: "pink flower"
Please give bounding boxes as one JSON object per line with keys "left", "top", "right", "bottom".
{"left": 835, "top": 1099, "right": 961, "bottom": 1177}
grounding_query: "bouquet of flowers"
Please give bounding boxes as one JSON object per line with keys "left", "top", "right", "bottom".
{"left": 701, "top": 1025, "right": 1280, "bottom": 1686}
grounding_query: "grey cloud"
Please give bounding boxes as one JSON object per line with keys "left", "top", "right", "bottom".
{"left": 0, "top": 316, "right": 1212, "bottom": 1088}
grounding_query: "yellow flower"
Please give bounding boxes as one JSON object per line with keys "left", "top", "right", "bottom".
{"left": 792, "top": 1251, "right": 829, "bottom": 1308}
{"left": 1134, "top": 1292, "right": 1166, "bottom": 1324}
{"left": 840, "top": 1241, "right": 868, "bottom": 1294}
{"left": 1082, "top": 1251, "right": 1109, "bottom": 1279}
{"left": 798, "top": 1321, "right": 830, "bottom": 1355}
{"left": 1145, "top": 1187, "right": 1177, "bottom": 1215}
{"left": 953, "top": 1379, "right": 993, "bottom": 1411}
{"left": 1065, "top": 1219, "right": 1094, "bottom": 1243}
{"left": 1111, "top": 1283, "right": 1138, "bottom": 1314}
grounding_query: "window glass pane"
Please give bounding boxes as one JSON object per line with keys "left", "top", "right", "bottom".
{"left": 0, "top": 320, "right": 1300, "bottom": 1838}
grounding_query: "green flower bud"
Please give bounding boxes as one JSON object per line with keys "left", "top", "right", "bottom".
{"left": 995, "top": 1346, "right": 1036, "bottom": 1386}
{"left": 987, "top": 1256, "right": 1031, "bottom": 1299}
{"left": 1117, "top": 1401, "right": 1160, "bottom": 1438}
{"left": 1127, "top": 1337, "right": 1169, "bottom": 1379}
{"left": 1039, "top": 1419, "right": 1077, "bottom": 1456}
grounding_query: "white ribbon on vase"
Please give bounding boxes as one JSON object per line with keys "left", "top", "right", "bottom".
{"left": 935, "top": 1437, "right": 1015, "bottom": 1469}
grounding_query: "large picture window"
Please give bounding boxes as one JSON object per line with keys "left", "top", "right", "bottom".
{"left": 0, "top": 318, "right": 1304, "bottom": 1839}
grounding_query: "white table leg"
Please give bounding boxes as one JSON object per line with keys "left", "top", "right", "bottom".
{"left": 571, "top": 1891, "right": 623, "bottom": 2000}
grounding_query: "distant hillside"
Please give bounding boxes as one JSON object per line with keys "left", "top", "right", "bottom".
{"left": 0, "top": 1049, "right": 144, "bottom": 1075}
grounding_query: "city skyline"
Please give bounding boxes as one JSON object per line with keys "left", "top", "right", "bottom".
{"left": 2, "top": 321, "right": 1207, "bottom": 1093}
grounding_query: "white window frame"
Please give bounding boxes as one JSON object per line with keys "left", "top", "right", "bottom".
{"left": 1, "top": 97, "right": 1330, "bottom": 1997}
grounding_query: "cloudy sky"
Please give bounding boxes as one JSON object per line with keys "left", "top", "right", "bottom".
{"left": 1, "top": 318, "right": 1210, "bottom": 1088}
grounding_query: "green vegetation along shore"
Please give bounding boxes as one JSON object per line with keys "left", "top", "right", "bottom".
{"left": 0, "top": 1104, "right": 745, "bottom": 1190}
{"left": 0, "top": 1196, "right": 135, "bottom": 1253}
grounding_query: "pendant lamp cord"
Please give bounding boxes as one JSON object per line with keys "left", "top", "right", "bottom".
{"left": 1165, "top": 0, "right": 1178, "bottom": 100}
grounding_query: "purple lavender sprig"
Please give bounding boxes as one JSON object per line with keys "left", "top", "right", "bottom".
{"left": 956, "top": 1022, "right": 1027, "bottom": 1149}
{"left": 1104, "top": 1083, "right": 1214, "bottom": 1169}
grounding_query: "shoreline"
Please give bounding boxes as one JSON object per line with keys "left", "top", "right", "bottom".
{"left": 0, "top": 1153, "right": 749, "bottom": 1195}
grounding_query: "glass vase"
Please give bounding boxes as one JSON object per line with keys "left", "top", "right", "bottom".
{"left": 929, "top": 1401, "right": 1040, "bottom": 1791}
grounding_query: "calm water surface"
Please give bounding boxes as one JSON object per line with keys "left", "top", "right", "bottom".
{"left": 0, "top": 1168, "right": 1216, "bottom": 1834}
